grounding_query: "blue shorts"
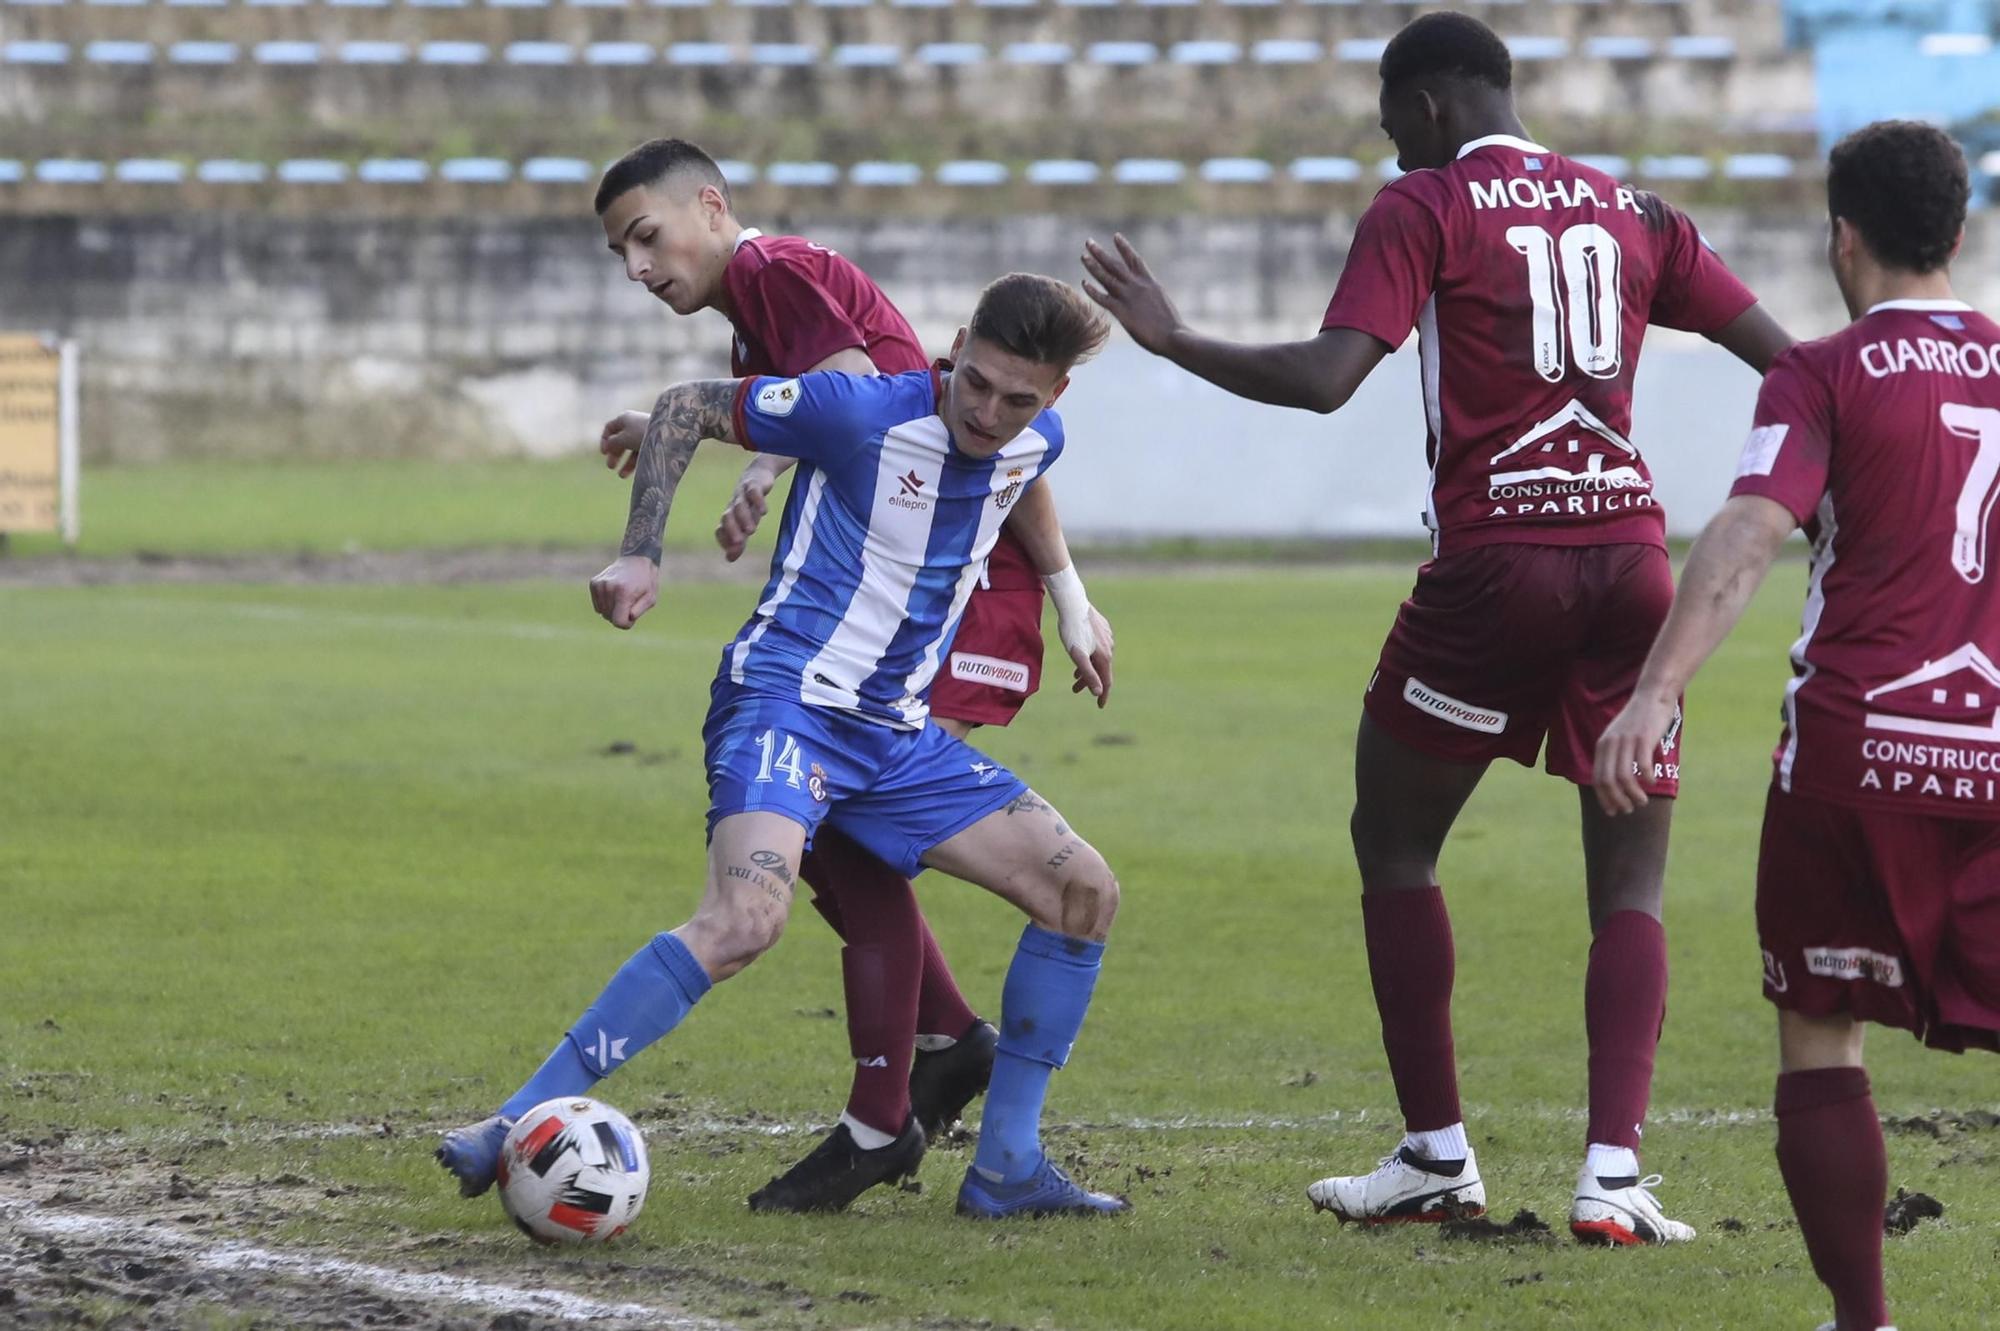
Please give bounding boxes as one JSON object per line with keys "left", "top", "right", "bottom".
{"left": 702, "top": 680, "right": 1029, "bottom": 877}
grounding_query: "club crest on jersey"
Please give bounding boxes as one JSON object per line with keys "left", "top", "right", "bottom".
{"left": 994, "top": 468, "right": 1026, "bottom": 510}
{"left": 807, "top": 762, "right": 828, "bottom": 803}
{"left": 755, "top": 379, "right": 801, "bottom": 417}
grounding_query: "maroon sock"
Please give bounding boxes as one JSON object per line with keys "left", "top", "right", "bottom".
{"left": 802, "top": 829, "right": 924, "bottom": 1137}
{"left": 801, "top": 847, "right": 848, "bottom": 937}
{"left": 840, "top": 944, "right": 916, "bottom": 1138}
{"left": 1361, "top": 886, "right": 1462, "bottom": 1131}
{"left": 914, "top": 919, "right": 980, "bottom": 1039}
{"left": 1776, "top": 1067, "right": 1888, "bottom": 1331}
{"left": 1584, "top": 910, "right": 1668, "bottom": 1152}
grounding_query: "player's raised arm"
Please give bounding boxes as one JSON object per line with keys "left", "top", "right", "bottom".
{"left": 1081, "top": 234, "right": 1387, "bottom": 414}
{"left": 589, "top": 378, "right": 742, "bottom": 629}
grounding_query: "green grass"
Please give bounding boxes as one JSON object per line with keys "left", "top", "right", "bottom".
{"left": 0, "top": 455, "right": 758, "bottom": 560}
{"left": 2, "top": 456, "right": 1443, "bottom": 568}
{"left": 3, "top": 569, "right": 1996, "bottom": 1330}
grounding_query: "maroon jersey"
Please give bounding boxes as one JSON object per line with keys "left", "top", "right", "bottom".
{"left": 1321, "top": 134, "right": 1757, "bottom": 555}
{"left": 1731, "top": 299, "right": 2000, "bottom": 818}
{"left": 722, "top": 229, "right": 927, "bottom": 379}
{"left": 720, "top": 229, "right": 1040, "bottom": 589}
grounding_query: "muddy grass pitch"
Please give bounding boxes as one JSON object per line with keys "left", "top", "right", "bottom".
{"left": 5, "top": 567, "right": 1998, "bottom": 1329}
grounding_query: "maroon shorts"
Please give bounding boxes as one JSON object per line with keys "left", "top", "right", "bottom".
{"left": 1756, "top": 785, "right": 2000, "bottom": 1052}
{"left": 1364, "top": 542, "right": 1681, "bottom": 795}
{"left": 929, "top": 584, "right": 1045, "bottom": 727}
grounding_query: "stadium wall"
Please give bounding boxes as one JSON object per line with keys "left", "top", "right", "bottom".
{"left": 10, "top": 209, "right": 2000, "bottom": 536}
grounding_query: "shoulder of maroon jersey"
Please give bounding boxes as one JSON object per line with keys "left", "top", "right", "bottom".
{"left": 1548, "top": 152, "right": 1636, "bottom": 198}
{"left": 1768, "top": 328, "right": 1849, "bottom": 381}
{"left": 724, "top": 231, "right": 799, "bottom": 282}
{"left": 741, "top": 236, "right": 887, "bottom": 299}
{"left": 1370, "top": 169, "right": 1451, "bottom": 213}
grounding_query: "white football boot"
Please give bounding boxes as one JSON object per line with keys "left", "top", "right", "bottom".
{"left": 1569, "top": 1166, "right": 1696, "bottom": 1245}
{"left": 1307, "top": 1144, "right": 1485, "bottom": 1224}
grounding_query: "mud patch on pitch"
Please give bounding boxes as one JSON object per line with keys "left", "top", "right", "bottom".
{"left": 1439, "top": 1208, "right": 1556, "bottom": 1245}
{"left": 0, "top": 1137, "right": 720, "bottom": 1330}
{"left": 1883, "top": 1109, "right": 2000, "bottom": 1138}
{"left": 1883, "top": 1188, "right": 1945, "bottom": 1236}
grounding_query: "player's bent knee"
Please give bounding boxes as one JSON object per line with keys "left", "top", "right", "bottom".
{"left": 682, "top": 894, "right": 788, "bottom": 981}
{"left": 1350, "top": 807, "right": 1442, "bottom": 891}
{"left": 1056, "top": 849, "right": 1119, "bottom": 941}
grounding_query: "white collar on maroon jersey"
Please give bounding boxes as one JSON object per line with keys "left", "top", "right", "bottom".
{"left": 1866, "top": 298, "right": 1972, "bottom": 315}
{"left": 1455, "top": 134, "right": 1552, "bottom": 161}
{"left": 731, "top": 227, "right": 764, "bottom": 253}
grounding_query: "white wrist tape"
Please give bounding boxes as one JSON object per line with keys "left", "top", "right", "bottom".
{"left": 1042, "top": 563, "right": 1096, "bottom": 657}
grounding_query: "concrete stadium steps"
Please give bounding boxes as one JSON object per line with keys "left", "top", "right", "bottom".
{"left": 0, "top": 99, "right": 1822, "bottom": 176}
{"left": 0, "top": 41, "right": 1815, "bottom": 133}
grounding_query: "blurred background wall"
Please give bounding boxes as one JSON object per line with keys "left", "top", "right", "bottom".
{"left": 3, "top": 0, "right": 1998, "bottom": 536}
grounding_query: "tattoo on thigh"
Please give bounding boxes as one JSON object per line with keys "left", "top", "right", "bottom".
{"left": 725, "top": 864, "right": 790, "bottom": 908}
{"left": 749, "top": 849, "right": 794, "bottom": 885}
{"left": 1004, "top": 792, "right": 1050, "bottom": 817}
{"left": 1046, "top": 840, "right": 1080, "bottom": 872}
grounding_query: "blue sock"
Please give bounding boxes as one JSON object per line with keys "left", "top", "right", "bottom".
{"left": 499, "top": 932, "right": 712, "bottom": 1120}
{"left": 973, "top": 924, "right": 1105, "bottom": 1184}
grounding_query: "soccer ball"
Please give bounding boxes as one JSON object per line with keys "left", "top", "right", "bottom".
{"left": 496, "top": 1097, "right": 650, "bottom": 1244}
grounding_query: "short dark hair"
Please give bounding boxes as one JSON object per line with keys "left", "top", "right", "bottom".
{"left": 1379, "top": 11, "right": 1512, "bottom": 93}
{"left": 1827, "top": 121, "right": 1969, "bottom": 274}
{"left": 594, "top": 138, "right": 731, "bottom": 215}
{"left": 967, "top": 274, "right": 1110, "bottom": 371}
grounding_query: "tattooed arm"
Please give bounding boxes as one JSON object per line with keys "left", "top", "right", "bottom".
{"left": 588, "top": 379, "right": 743, "bottom": 630}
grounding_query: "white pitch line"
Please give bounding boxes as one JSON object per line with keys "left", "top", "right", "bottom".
{"left": 54, "top": 1105, "right": 1776, "bottom": 1155}
{"left": 1, "top": 1203, "right": 720, "bottom": 1329}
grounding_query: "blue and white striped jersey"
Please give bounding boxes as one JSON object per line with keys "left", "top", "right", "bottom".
{"left": 720, "top": 367, "right": 1064, "bottom": 728}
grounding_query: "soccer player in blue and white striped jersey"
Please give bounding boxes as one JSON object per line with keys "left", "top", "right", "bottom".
{"left": 448, "top": 274, "right": 1128, "bottom": 1218}
{"left": 708, "top": 362, "right": 1063, "bottom": 730}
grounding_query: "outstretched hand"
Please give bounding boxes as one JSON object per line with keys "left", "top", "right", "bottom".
{"left": 1080, "top": 234, "right": 1183, "bottom": 357}
{"left": 1067, "top": 606, "right": 1115, "bottom": 708}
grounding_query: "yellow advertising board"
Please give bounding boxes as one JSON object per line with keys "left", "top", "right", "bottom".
{"left": 0, "top": 333, "right": 62, "bottom": 533}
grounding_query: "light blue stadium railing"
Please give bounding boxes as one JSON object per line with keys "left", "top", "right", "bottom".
{"left": 0, "top": 35, "right": 1751, "bottom": 67}
{"left": 0, "top": 0, "right": 1702, "bottom": 8}
{"left": 0, "top": 154, "right": 1833, "bottom": 186}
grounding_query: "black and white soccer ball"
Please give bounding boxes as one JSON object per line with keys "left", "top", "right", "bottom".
{"left": 496, "top": 1097, "right": 650, "bottom": 1244}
